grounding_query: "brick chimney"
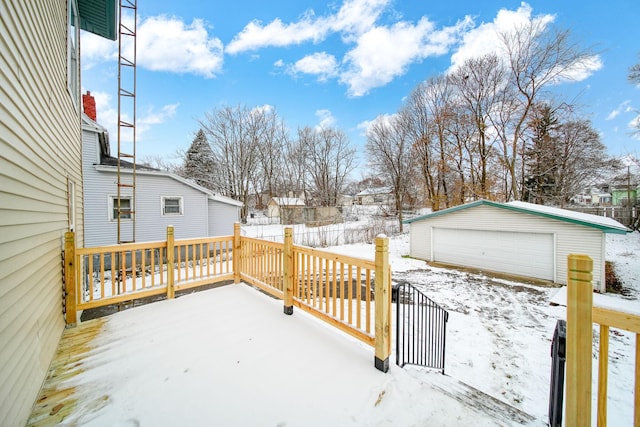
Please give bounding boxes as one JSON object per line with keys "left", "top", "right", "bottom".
{"left": 82, "top": 91, "right": 97, "bottom": 121}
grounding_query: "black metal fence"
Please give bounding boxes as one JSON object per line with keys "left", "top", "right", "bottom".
{"left": 395, "top": 282, "right": 449, "bottom": 372}
{"left": 548, "top": 319, "right": 566, "bottom": 427}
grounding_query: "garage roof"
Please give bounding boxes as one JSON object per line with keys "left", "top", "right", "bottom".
{"left": 404, "top": 200, "right": 631, "bottom": 234}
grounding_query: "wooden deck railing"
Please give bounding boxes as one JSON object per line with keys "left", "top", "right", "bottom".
{"left": 64, "top": 223, "right": 391, "bottom": 371}
{"left": 236, "top": 225, "right": 391, "bottom": 371}
{"left": 565, "top": 254, "right": 640, "bottom": 426}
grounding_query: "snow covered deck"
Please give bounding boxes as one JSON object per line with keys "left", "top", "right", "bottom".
{"left": 26, "top": 283, "right": 542, "bottom": 426}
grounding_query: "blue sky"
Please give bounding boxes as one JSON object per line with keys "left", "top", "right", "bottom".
{"left": 81, "top": 0, "right": 640, "bottom": 170}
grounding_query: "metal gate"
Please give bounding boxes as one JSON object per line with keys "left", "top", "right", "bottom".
{"left": 395, "top": 282, "right": 449, "bottom": 372}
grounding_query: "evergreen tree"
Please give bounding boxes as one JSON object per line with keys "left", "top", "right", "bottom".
{"left": 182, "top": 129, "right": 216, "bottom": 191}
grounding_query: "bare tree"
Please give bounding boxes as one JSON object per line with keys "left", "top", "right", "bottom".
{"left": 498, "top": 22, "right": 598, "bottom": 200}
{"left": 629, "top": 56, "right": 640, "bottom": 85}
{"left": 403, "top": 81, "right": 438, "bottom": 209}
{"left": 418, "top": 76, "right": 458, "bottom": 209}
{"left": 252, "top": 107, "right": 288, "bottom": 209}
{"left": 629, "top": 56, "right": 640, "bottom": 136}
{"left": 365, "top": 114, "right": 415, "bottom": 231}
{"left": 200, "top": 105, "right": 264, "bottom": 222}
{"left": 140, "top": 154, "right": 177, "bottom": 173}
{"left": 299, "top": 126, "right": 356, "bottom": 206}
{"left": 281, "top": 136, "right": 308, "bottom": 200}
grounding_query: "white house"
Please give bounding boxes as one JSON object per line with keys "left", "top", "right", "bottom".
{"left": 354, "top": 187, "right": 394, "bottom": 206}
{"left": 404, "top": 200, "right": 630, "bottom": 291}
{"left": 0, "top": 2, "right": 117, "bottom": 426}
{"left": 82, "top": 112, "right": 242, "bottom": 247}
{"left": 267, "top": 197, "right": 306, "bottom": 221}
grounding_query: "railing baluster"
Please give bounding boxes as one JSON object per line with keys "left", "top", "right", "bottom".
{"left": 636, "top": 334, "right": 640, "bottom": 427}
{"left": 598, "top": 325, "right": 609, "bottom": 427}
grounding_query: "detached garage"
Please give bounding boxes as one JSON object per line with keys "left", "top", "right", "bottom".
{"left": 404, "top": 200, "right": 630, "bottom": 291}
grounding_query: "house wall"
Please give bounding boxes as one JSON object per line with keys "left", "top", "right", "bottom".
{"left": 409, "top": 205, "right": 605, "bottom": 289}
{"left": 84, "top": 169, "right": 210, "bottom": 247}
{"left": 0, "top": 1, "right": 84, "bottom": 425}
{"left": 208, "top": 199, "right": 240, "bottom": 236}
{"left": 267, "top": 202, "right": 280, "bottom": 219}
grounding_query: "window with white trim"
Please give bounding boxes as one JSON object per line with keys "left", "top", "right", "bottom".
{"left": 162, "top": 196, "right": 183, "bottom": 216}
{"left": 109, "top": 196, "right": 133, "bottom": 221}
{"left": 67, "top": 0, "right": 80, "bottom": 107}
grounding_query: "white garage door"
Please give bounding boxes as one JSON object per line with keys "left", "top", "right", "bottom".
{"left": 432, "top": 228, "right": 554, "bottom": 280}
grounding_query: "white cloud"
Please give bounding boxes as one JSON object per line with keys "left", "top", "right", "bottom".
{"left": 315, "top": 109, "right": 336, "bottom": 129}
{"left": 251, "top": 104, "right": 275, "bottom": 115}
{"left": 226, "top": 13, "right": 330, "bottom": 54}
{"left": 81, "top": 15, "right": 223, "bottom": 78}
{"left": 291, "top": 52, "right": 338, "bottom": 81}
{"left": 607, "top": 101, "right": 632, "bottom": 120}
{"left": 341, "top": 17, "right": 472, "bottom": 97}
{"left": 630, "top": 114, "right": 640, "bottom": 138}
{"left": 330, "top": 0, "right": 389, "bottom": 41}
{"left": 357, "top": 113, "right": 397, "bottom": 136}
{"left": 449, "top": 3, "right": 600, "bottom": 83}
{"left": 137, "top": 16, "right": 223, "bottom": 78}
{"left": 85, "top": 90, "right": 178, "bottom": 145}
{"left": 449, "top": 3, "right": 553, "bottom": 72}
{"left": 225, "top": 0, "right": 390, "bottom": 54}
{"left": 227, "top": 0, "right": 473, "bottom": 97}
{"left": 81, "top": 32, "right": 118, "bottom": 69}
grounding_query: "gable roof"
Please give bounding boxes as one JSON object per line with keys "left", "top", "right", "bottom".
{"left": 270, "top": 197, "right": 305, "bottom": 206}
{"left": 356, "top": 187, "right": 392, "bottom": 196}
{"left": 403, "top": 199, "right": 630, "bottom": 234}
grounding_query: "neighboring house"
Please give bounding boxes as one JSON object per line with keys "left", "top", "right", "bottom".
{"left": 0, "top": 2, "right": 116, "bottom": 426}
{"left": 404, "top": 200, "right": 630, "bottom": 292}
{"left": 82, "top": 111, "right": 242, "bottom": 247}
{"left": 572, "top": 187, "right": 612, "bottom": 206}
{"left": 267, "top": 197, "right": 306, "bottom": 220}
{"left": 354, "top": 187, "right": 394, "bottom": 206}
{"left": 338, "top": 194, "right": 354, "bottom": 207}
{"left": 611, "top": 185, "right": 638, "bottom": 207}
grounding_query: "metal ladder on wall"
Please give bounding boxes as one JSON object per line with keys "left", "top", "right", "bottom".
{"left": 116, "top": 0, "right": 137, "bottom": 244}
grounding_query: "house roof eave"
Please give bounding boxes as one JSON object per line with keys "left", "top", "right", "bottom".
{"left": 403, "top": 199, "right": 631, "bottom": 234}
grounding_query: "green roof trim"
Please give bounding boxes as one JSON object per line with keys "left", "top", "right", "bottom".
{"left": 403, "top": 199, "right": 631, "bottom": 234}
{"left": 78, "top": 0, "right": 117, "bottom": 41}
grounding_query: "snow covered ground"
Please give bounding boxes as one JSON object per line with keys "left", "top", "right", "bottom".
{"left": 60, "top": 222, "right": 640, "bottom": 426}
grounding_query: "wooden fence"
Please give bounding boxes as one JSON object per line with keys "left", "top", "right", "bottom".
{"left": 64, "top": 223, "right": 391, "bottom": 371}
{"left": 565, "top": 254, "right": 640, "bottom": 426}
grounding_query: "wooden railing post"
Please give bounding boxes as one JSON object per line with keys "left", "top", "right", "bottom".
{"left": 565, "top": 254, "right": 593, "bottom": 427}
{"left": 374, "top": 234, "right": 390, "bottom": 372}
{"left": 167, "top": 226, "right": 175, "bottom": 299}
{"left": 64, "top": 231, "right": 77, "bottom": 326}
{"left": 283, "top": 227, "right": 293, "bottom": 315}
{"left": 233, "top": 222, "right": 241, "bottom": 284}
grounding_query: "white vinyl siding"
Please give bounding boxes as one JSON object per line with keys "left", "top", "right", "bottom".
{"left": 409, "top": 204, "right": 605, "bottom": 289}
{"left": 208, "top": 199, "right": 241, "bottom": 236}
{"left": 0, "top": 1, "right": 84, "bottom": 426}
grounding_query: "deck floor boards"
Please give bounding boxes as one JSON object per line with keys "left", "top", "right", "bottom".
{"left": 26, "top": 318, "right": 107, "bottom": 426}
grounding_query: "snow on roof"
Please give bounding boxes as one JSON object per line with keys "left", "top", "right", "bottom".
{"left": 271, "top": 197, "right": 305, "bottom": 206}
{"left": 505, "top": 201, "right": 630, "bottom": 233}
{"left": 356, "top": 187, "right": 392, "bottom": 196}
{"left": 404, "top": 199, "right": 630, "bottom": 234}
{"left": 209, "top": 192, "right": 243, "bottom": 207}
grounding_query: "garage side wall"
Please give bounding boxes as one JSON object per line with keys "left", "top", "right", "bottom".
{"left": 409, "top": 205, "right": 605, "bottom": 289}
